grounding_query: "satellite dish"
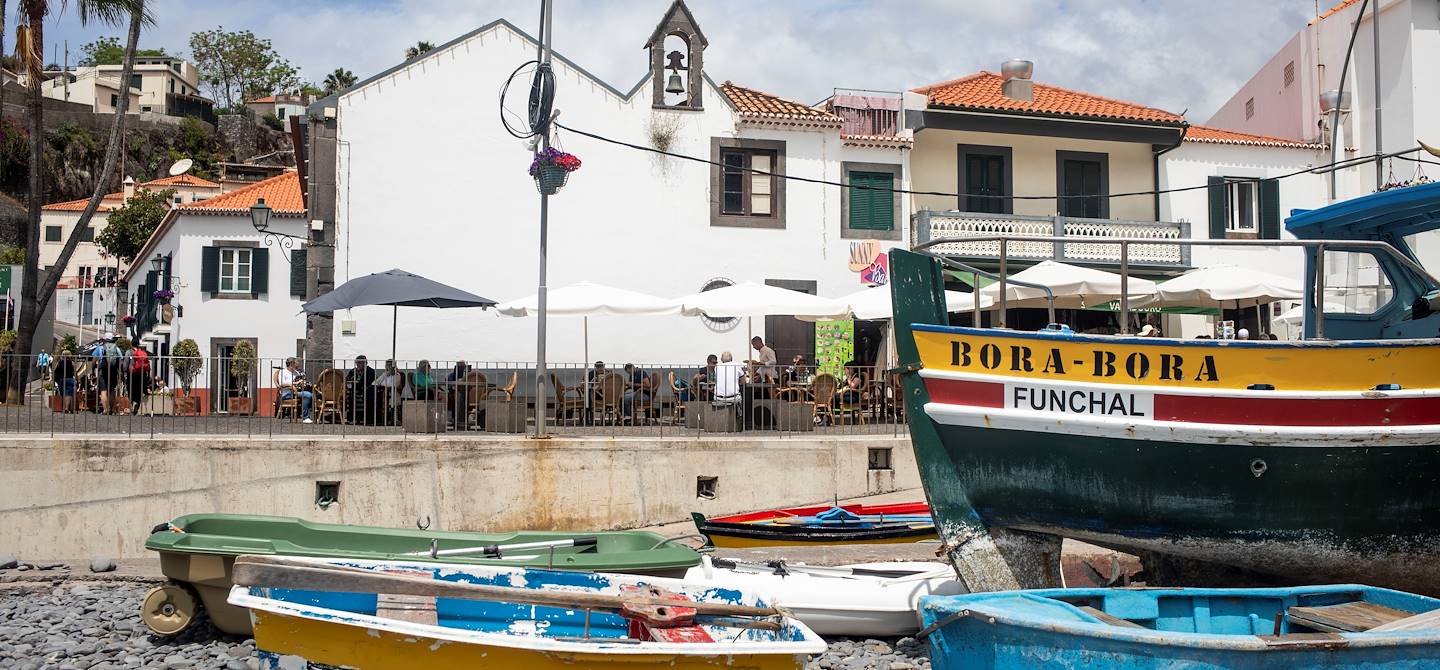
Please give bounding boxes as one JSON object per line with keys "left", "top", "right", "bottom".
{"left": 168, "top": 158, "right": 194, "bottom": 177}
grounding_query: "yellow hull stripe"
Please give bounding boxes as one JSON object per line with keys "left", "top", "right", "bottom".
{"left": 915, "top": 329, "right": 1440, "bottom": 391}
{"left": 251, "top": 610, "right": 806, "bottom": 670}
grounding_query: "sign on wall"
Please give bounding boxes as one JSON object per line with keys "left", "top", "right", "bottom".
{"left": 814, "top": 320, "right": 855, "bottom": 377}
{"left": 848, "top": 239, "right": 889, "bottom": 287}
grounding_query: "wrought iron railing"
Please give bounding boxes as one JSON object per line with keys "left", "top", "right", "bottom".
{"left": 913, "top": 210, "right": 1191, "bottom": 267}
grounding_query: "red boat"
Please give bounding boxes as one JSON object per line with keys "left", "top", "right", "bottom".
{"left": 691, "top": 502, "right": 936, "bottom": 548}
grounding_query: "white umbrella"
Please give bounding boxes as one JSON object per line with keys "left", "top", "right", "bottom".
{"left": 496, "top": 281, "right": 682, "bottom": 317}
{"left": 799, "top": 286, "right": 994, "bottom": 321}
{"left": 496, "top": 281, "right": 682, "bottom": 371}
{"left": 1273, "top": 302, "right": 1345, "bottom": 325}
{"left": 1136, "top": 266, "right": 1302, "bottom": 309}
{"left": 677, "top": 281, "right": 847, "bottom": 318}
{"left": 981, "top": 260, "right": 1158, "bottom": 309}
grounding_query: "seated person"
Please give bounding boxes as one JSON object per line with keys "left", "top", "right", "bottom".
{"left": 411, "top": 360, "right": 437, "bottom": 400}
{"left": 345, "top": 355, "right": 378, "bottom": 424}
{"left": 713, "top": 352, "right": 747, "bottom": 402}
{"left": 781, "top": 354, "right": 808, "bottom": 386}
{"left": 277, "top": 357, "right": 314, "bottom": 423}
{"left": 374, "top": 359, "right": 409, "bottom": 425}
{"left": 690, "top": 354, "right": 717, "bottom": 400}
{"left": 835, "top": 365, "right": 864, "bottom": 407}
{"left": 622, "top": 363, "right": 649, "bottom": 418}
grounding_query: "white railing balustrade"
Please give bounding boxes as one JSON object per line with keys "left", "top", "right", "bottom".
{"left": 915, "top": 211, "right": 1191, "bottom": 267}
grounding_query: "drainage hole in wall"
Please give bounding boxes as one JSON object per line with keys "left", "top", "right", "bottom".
{"left": 868, "top": 447, "right": 893, "bottom": 471}
{"left": 316, "top": 481, "right": 341, "bottom": 509}
{"left": 696, "top": 476, "right": 718, "bottom": 500}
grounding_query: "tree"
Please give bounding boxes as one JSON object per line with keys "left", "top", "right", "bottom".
{"left": 10, "top": 0, "right": 153, "bottom": 404}
{"left": 404, "top": 41, "right": 435, "bottom": 59}
{"left": 297, "top": 82, "right": 324, "bottom": 98}
{"left": 322, "top": 67, "right": 356, "bottom": 95}
{"left": 189, "top": 27, "right": 299, "bottom": 109}
{"left": 172, "top": 338, "right": 201, "bottom": 395}
{"left": 78, "top": 36, "right": 163, "bottom": 66}
{"left": 94, "top": 188, "right": 173, "bottom": 262}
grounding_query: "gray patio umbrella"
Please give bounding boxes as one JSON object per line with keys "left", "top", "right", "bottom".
{"left": 302, "top": 268, "right": 496, "bottom": 359}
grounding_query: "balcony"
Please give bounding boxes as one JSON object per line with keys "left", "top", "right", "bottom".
{"left": 912, "top": 210, "right": 1191, "bottom": 268}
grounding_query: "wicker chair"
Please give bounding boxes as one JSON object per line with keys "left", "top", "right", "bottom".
{"left": 669, "top": 371, "right": 690, "bottom": 424}
{"left": 313, "top": 369, "right": 345, "bottom": 424}
{"left": 833, "top": 370, "right": 867, "bottom": 426}
{"left": 594, "top": 373, "right": 626, "bottom": 425}
{"left": 272, "top": 368, "right": 299, "bottom": 422}
{"left": 810, "top": 373, "right": 837, "bottom": 425}
{"left": 496, "top": 371, "right": 518, "bottom": 401}
{"left": 458, "top": 371, "right": 489, "bottom": 429}
{"left": 550, "top": 374, "right": 587, "bottom": 426}
{"left": 629, "top": 372, "right": 661, "bottom": 425}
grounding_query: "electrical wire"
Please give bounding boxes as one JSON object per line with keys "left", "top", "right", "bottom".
{"left": 499, "top": 60, "right": 554, "bottom": 140}
{"left": 553, "top": 120, "right": 1422, "bottom": 202}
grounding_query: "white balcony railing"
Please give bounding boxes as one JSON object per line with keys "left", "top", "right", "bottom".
{"left": 914, "top": 211, "right": 1191, "bottom": 267}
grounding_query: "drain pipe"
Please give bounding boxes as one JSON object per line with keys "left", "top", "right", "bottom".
{"left": 1152, "top": 122, "right": 1190, "bottom": 221}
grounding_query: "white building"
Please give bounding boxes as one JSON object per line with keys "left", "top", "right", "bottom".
{"left": 1207, "top": 0, "right": 1439, "bottom": 267}
{"left": 40, "top": 68, "right": 141, "bottom": 114}
{"left": 41, "top": 57, "right": 204, "bottom": 115}
{"left": 246, "top": 94, "right": 313, "bottom": 122}
{"left": 123, "top": 171, "right": 308, "bottom": 413}
{"left": 319, "top": 0, "right": 912, "bottom": 366}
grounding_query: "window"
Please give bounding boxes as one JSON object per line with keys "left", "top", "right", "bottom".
{"left": 1323, "top": 251, "right": 1394, "bottom": 314}
{"left": 173, "top": 195, "right": 183, "bottom": 204}
{"left": 843, "top": 166, "right": 899, "bottom": 238}
{"left": 172, "top": 62, "right": 181, "bottom": 74}
{"left": 1284, "top": 61, "right": 1295, "bottom": 88}
{"left": 710, "top": 138, "right": 786, "bottom": 228}
{"left": 130, "top": 74, "right": 142, "bottom": 89}
{"left": 958, "top": 145, "right": 1012, "bottom": 214}
{"left": 168, "top": 79, "right": 175, "bottom": 93}
{"left": 141, "top": 106, "right": 152, "bottom": 113}
{"left": 44, "top": 225, "right": 61, "bottom": 242}
{"left": 277, "top": 108, "right": 287, "bottom": 119}
{"left": 80, "top": 226, "right": 95, "bottom": 243}
{"left": 720, "top": 148, "right": 775, "bottom": 217}
{"left": 1245, "top": 97, "right": 1255, "bottom": 120}
{"left": 1057, "top": 151, "right": 1108, "bottom": 219}
{"left": 1225, "top": 179, "right": 1257, "bottom": 232}
{"left": 109, "top": 94, "right": 118, "bottom": 107}
{"left": 219, "top": 247, "right": 253, "bottom": 293}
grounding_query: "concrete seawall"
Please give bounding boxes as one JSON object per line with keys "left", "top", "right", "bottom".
{"left": 1, "top": 434, "right": 918, "bottom": 559}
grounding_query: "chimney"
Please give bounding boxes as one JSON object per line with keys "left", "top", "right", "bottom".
{"left": 1000, "top": 59, "right": 1034, "bottom": 102}
{"left": 122, "top": 176, "right": 136, "bottom": 201}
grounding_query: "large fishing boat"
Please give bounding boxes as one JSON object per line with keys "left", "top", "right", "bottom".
{"left": 891, "top": 181, "right": 1440, "bottom": 595}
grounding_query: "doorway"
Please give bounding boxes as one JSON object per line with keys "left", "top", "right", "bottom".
{"left": 763, "top": 279, "right": 816, "bottom": 365}
{"left": 210, "top": 337, "right": 258, "bottom": 413}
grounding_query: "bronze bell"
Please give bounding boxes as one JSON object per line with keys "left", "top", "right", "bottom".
{"left": 665, "top": 69, "right": 685, "bottom": 95}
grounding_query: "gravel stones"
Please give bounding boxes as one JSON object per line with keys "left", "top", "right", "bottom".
{"left": 807, "top": 636, "right": 932, "bottom": 670}
{"left": 90, "top": 557, "right": 118, "bottom": 573}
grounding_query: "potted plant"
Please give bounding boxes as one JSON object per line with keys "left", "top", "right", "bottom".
{"left": 226, "top": 340, "right": 257, "bottom": 415}
{"left": 153, "top": 289, "right": 176, "bottom": 323}
{"left": 172, "top": 338, "right": 203, "bottom": 416}
{"left": 528, "top": 147, "right": 582, "bottom": 195}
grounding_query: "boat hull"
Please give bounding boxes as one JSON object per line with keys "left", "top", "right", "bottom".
{"left": 927, "top": 420, "right": 1440, "bottom": 593}
{"left": 251, "top": 609, "right": 809, "bottom": 670}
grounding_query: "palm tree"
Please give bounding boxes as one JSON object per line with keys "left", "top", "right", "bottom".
{"left": 404, "top": 41, "right": 435, "bottom": 60}
{"left": 322, "top": 67, "right": 356, "bottom": 96}
{"left": 9, "top": 0, "right": 153, "bottom": 403}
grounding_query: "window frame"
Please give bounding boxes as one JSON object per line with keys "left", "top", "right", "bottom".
{"left": 79, "top": 226, "right": 95, "bottom": 243}
{"left": 1055, "top": 150, "right": 1110, "bottom": 219}
{"left": 710, "top": 138, "right": 786, "bottom": 229}
{"left": 718, "top": 148, "right": 777, "bottom": 217}
{"left": 44, "top": 225, "right": 62, "bottom": 242}
{"left": 218, "top": 246, "right": 254, "bottom": 294}
{"left": 1224, "top": 178, "right": 1259, "bottom": 233}
{"left": 841, "top": 162, "right": 902, "bottom": 240}
{"left": 956, "top": 144, "right": 1013, "bottom": 215}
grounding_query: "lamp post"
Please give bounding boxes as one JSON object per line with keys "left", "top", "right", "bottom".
{"left": 250, "top": 197, "right": 301, "bottom": 255}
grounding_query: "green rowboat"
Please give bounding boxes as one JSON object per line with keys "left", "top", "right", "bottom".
{"left": 142, "top": 513, "right": 701, "bottom": 636}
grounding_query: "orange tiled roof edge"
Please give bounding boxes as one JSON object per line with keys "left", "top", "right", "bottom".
{"left": 179, "top": 171, "right": 304, "bottom": 215}
{"left": 720, "top": 81, "right": 842, "bottom": 128}
{"left": 1185, "top": 125, "right": 1326, "bottom": 150}
{"left": 913, "top": 71, "right": 1183, "bottom": 124}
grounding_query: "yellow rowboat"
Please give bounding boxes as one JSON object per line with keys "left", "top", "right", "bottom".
{"left": 228, "top": 556, "right": 825, "bottom": 670}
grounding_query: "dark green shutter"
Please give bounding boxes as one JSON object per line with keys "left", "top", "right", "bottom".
{"left": 290, "top": 248, "right": 308, "bottom": 298}
{"left": 200, "top": 247, "right": 219, "bottom": 293}
{"left": 251, "top": 248, "right": 270, "bottom": 296}
{"left": 850, "top": 172, "right": 894, "bottom": 231}
{"left": 1207, "top": 176, "right": 1227, "bottom": 239}
{"left": 1258, "top": 178, "right": 1280, "bottom": 240}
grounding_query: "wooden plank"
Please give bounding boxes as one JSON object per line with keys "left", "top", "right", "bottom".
{"left": 1369, "top": 608, "right": 1440, "bottom": 632}
{"left": 1256, "top": 633, "right": 1348, "bottom": 648}
{"left": 376, "top": 594, "right": 437, "bottom": 626}
{"left": 1288, "top": 602, "right": 1411, "bottom": 633}
{"left": 233, "top": 555, "right": 782, "bottom": 624}
{"left": 1079, "top": 606, "right": 1146, "bottom": 629}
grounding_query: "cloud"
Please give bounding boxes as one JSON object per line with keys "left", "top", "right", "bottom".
{"left": 42, "top": 0, "right": 1318, "bottom": 120}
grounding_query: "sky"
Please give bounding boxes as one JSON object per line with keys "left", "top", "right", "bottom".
{"left": 36, "top": 0, "right": 1324, "bottom": 122}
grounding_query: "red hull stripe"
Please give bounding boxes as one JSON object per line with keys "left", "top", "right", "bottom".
{"left": 924, "top": 378, "right": 1440, "bottom": 427}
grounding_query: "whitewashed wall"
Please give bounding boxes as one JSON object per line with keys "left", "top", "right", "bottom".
{"left": 332, "top": 22, "right": 908, "bottom": 365}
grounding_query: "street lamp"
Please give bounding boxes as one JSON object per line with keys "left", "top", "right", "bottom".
{"left": 103, "top": 312, "right": 115, "bottom": 329}
{"left": 250, "top": 196, "right": 301, "bottom": 254}
{"left": 149, "top": 253, "right": 165, "bottom": 274}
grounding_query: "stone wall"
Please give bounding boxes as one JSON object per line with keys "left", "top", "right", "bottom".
{"left": 0, "top": 434, "right": 919, "bottom": 558}
{"left": 216, "top": 114, "right": 292, "bottom": 163}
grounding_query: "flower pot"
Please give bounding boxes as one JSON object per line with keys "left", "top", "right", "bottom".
{"left": 534, "top": 165, "right": 569, "bottom": 195}
{"left": 174, "top": 395, "right": 201, "bottom": 416}
{"left": 227, "top": 396, "right": 254, "bottom": 416}
{"left": 48, "top": 395, "right": 63, "bottom": 412}
{"left": 113, "top": 397, "right": 131, "bottom": 414}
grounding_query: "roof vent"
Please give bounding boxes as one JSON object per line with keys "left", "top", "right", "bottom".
{"left": 1001, "top": 59, "right": 1034, "bottom": 102}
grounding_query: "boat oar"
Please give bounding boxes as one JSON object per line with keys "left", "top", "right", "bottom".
{"left": 710, "top": 557, "right": 928, "bottom": 580}
{"left": 406, "top": 536, "right": 599, "bottom": 559}
{"left": 232, "top": 555, "right": 784, "bottom": 623}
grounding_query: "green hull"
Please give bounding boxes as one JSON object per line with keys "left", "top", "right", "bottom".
{"left": 146, "top": 513, "right": 699, "bottom": 574}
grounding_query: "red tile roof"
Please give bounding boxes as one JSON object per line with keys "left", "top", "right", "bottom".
{"left": 720, "top": 82, "right": 841, "bottom": 127}
{"left": 249, "top": 95, "right": 277, "bottom": 103}
{"left": 42, "top": 193, "right": 124, "bottom": 212}
{"left": 143, "top": 174, "right": 221, "bottom": 189}
{"left": 1185, "top": 125, "right": 1325, "bottom": 149}
{"left": 180, "top": 171, "right": 304, "bottom": 215}
{"left": 913, "top": 71, "right": 1183, "bottom": 124}
{"left": 841, "top": 133, "right": 913, "bottom": 149}
{"left": 1312, "top": 0, "right": 1359, "bottom": 23}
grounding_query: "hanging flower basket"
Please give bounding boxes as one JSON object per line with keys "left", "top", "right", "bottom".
{"left": 153, "top": 289, "right": 175, "bottom": 305}
{"left": 529, "top": 147, "right": 582, "bottom": 195}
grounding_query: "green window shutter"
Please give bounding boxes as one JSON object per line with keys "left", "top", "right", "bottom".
{"left": 850, "top": 171, "right": 894, "bottom": 231}
{"left": 1258, "top": 178, "right": 1280, "bottom": 240}
{"left": 200, "top": 247, "right": 219, "bottom": 293}
{"left": 1207, "top": 176, "right": 1227, "bottom": 239}
{"left": 290, "top": 247, "right": 308, "bottom": 298}
{"left": 251, "top": 248, "right": 270, "bottom": 296}
{"left": 45, "top": 226, "right": 61, "bottom": 242}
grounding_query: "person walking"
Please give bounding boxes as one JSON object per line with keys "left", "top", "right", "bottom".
{"left": 92, "top": 334, "right": 124, "bottom": 415}
{"left": 128, "top": 344, "right": 151, "bottom": 415}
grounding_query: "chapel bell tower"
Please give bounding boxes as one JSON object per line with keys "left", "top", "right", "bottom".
{"left": 644, "top": 0, "right": 708, "bottom": 110}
